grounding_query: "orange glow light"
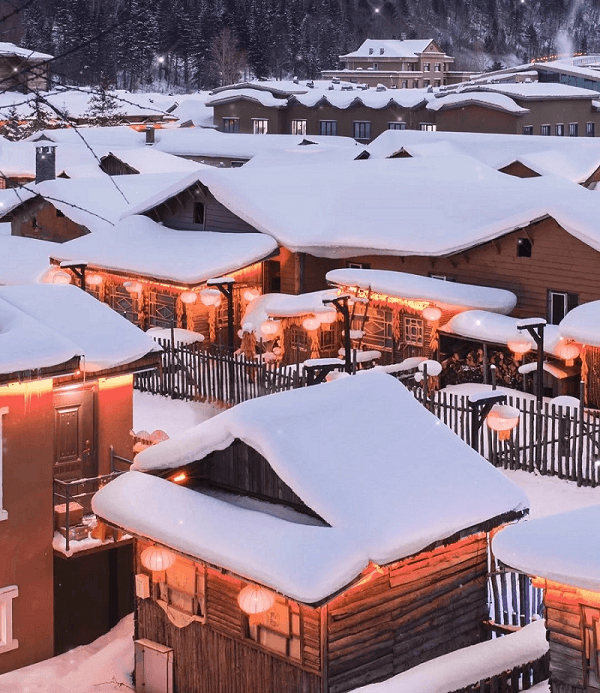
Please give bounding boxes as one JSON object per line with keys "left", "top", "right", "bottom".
{"left": 339, "top": 287, "right": 430, "bottom": 311}
{"left": 173, "top": 473, "right": 187, "bottom": 483}
{"left": 98, "top": 374, "right": 133, "bottom": 391}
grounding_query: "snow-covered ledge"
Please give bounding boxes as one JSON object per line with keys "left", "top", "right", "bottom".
{"left": 350, "top": 620, "right": 548, "bottom": 693}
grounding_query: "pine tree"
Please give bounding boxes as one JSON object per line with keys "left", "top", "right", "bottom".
{"left": 1, "top": 107, "right": 26, "bottom": 141}
{"left": 85, "top": 81, "right": 123, "bottom": 125}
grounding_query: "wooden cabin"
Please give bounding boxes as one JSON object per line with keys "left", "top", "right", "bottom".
{"left": 494, "top": 505, "right": 600, "bottom": 693}
{"left": 0, "top": 285, "right": 160, "bottom": 673}
{"left": 94, "top": 372, "right": 527, "bottom": 693}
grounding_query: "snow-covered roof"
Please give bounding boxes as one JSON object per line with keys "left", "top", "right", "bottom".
{"left": 326, "top": 268, "right": 516, "bottom": 314}
{"left": 242, "top": 291, "right": 337, "bottom": 337}
{"left": 473, "top": 82, "right": 598, "bottom": 101}
{"left": 0, "top": 235, "right": 57, "bottom": 285}
{"left": 559, "top": 301, "right": 600, "bottom": 347}
{"left": 442, "top": 310, "right": 563, "bottom": 356}
{"left": 192, "top": 155, "right": 600, "bottom": 258}
{"left": 28, "top": 125, "right": 143, "bottom": 149}
{"left": 289, "top": 90, "right": 428, "bottom": 110}
{"left": 0, "top": 284, "right": 160, "bottom": 375}
{"left": 93, "top": 372, "right": 527, "bottom": 603}
{"left": 51, "top": 215, "right": 278, "bottom": 285}
{"left": 493, "top": 505, "right": 600, "bottom": 592}
{"left": 0, "top": 42, "right": 52, "bottom": 61}
{"left": 206, "top": 88, "right": 288, "bottom": 109}
{"left": 100, "top": 148, "right": 202, "bottom": 175}
{"left": 341, "top": 39, "right": 438, "bottom": 59}
{"left": 0, "top": 186, "right": 35, "bottom": 215}
{"left": 243, "top": 143, "right": 366, "bottom": 168}
{"left": 427, "top": 92, "right": 529, "bottom": 115}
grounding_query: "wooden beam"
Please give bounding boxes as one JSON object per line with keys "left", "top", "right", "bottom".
{"left": 491, "top": 239, "right": 501, "bottom": 254}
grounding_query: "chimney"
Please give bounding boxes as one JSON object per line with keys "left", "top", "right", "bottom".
{"left": 145, "top": 125, "right": 155, "bottom": 145}
{"left": 35, "top": 145, "right": 56, "bottom": 184}
{"left": 400, "top": 32, "right": 407, "bottom": 41}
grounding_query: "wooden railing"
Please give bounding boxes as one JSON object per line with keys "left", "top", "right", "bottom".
{"left": 487, "top": 570, "right": 544, "bottom": 632}
{"left": 449, "top": 652, "right": 549, "bottom": 693}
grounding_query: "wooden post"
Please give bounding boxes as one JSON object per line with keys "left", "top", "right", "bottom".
{"left": 483, "top": 343, "right": 489, "bottom": 385}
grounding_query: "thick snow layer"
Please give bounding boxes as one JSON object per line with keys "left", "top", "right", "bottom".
{"left": 290, "top": 90, "right": 428, "bottom": 110}
{"left": 243, "top": 144, "right": 366, "bottom": 169}
{"left": 0, "top": 614, "right": 133, "bottom": 693}
{"left": 242, "top": 291, "right": 337, "bottom": 336}
{"left": 0, "top": 284, "right": 160, "bottom": 374}
{"left": 206, "top": 88, "right": 288, "bottom": 108}
{"left": 559, "top": 301, "right": 600, "bottom": 347}
{"left": 442, "top": 310, "right": 563, "bottom": 356}
{"left": 94, "top": 373, "right": 527, "bottom": 603}
{"left": 351, "top": 620, "right": 548, "bottom": 693}
{"left": 0, "top": 235, "right": 57, "bottom": 285}
{"left": 52, "top": 215, "right": 277, "bottom": 284}
{"left": 327, "top": 268, "right": 516, "bottom": 313}
{"left": 101, "top": 148, "right": 202, "bottom": 175}
{"left": 427, "top": 92, "right": 529, "bottom": 114}
{"left": 147, "top": 327, "right": 204, "bottom": 344}
{"left": 195, "top": 155, "right": 600, "bottom": 258}
{"left": 0, "top": 186, "right": 35, "bottom": 214}
{"left": 474, "top": 82, "right": 598, "bottom": 100}
{"left": 341, "top": 39, "right": 434, "bottom": 59}
{"left": 494, "top": 505, "right": 600, "bottom": 592}
{"left": 134, "top": 391, "right": 222, "bottom": 438}
{"left": 0, "top": 42, "right": 52, "bottom": 60}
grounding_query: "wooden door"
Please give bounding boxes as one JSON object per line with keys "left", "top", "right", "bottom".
{"left": 53, "top": 387, "right": 96, "bottom": 481}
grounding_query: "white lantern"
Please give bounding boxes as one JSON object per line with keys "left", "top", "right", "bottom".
{"left": 302, "top": 316, "right": 321, "bottom": 332}
{"left": 53, "top": 270, "right": 71, "bottom": 285}
{"left": 555, "top": 340, "right": 580, "bottom": 367}
{"left": 486, "top": 404, "right": 520, "bottom": 441}
{"left": 260, "top": 319, "right": 280, "bottom": 336}
{"left": 140, "top": 545, "right": 176, "bottom": 572}
{"left": 200, "top": 288, "right": 222, "bottom": 307}
{"left": 422, "top": 305, "right": 442, "bottom": 323}
{"left": 507, "top": 337, "right": 532, "bottom": 359}
{"left": 180, "top": 291, "right": 197, "bottom": 305}
{"left": 238, "top": 584, "right": 275, "bottom": 615}
{"left": 124, "top": 281, "right": 142, "bottom": 294}
{"left": 318, "top": 309, "right": 337, "bottom": 324}
{"left": 243, "top": 288, "right": 261, "bottom": 302}
{"left": 85, "top": 273, "right": 103, "bottom": 286}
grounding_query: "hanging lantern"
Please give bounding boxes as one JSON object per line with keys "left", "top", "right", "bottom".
{"left": 53, "top": 270, "right": 71, "bottom": 285}
{"left": 140, "top": 545, "right": 176, "bottom": 572}
{"left": 238, "top": 584, "right": 275, "bottom": 615}
{"left": 507, "top": 337, "right": 532, "bottom": 360}
{"left": 124, "top": 281, "right": 142, "bottom": 294}
{"left": 486, "top": 404, "right": 520, "bottom": 441}
{"left": 243, "top": 288, "right": 261, "bottom": 302}
{"left": 555, "top": 340, "right": 580, "bottom": 367}
{"left": 200, "top": 288, "right": 222, "bottom": 307}
{"left": 180, "top": 290, "right": 197, "bottom": 305}
{"left": 318, "top": 309, "right": 337, "bottom": 324}
{"left": 85, "top": 273, "right": 103, "bottom": 286}
{"left": 422, "top": 305, "right": 442, "bottom": 323}
{"left": 302, "top": 316, "right": 321, "bottom": 332}
{"left": 260, "top": 319, "right": 280, "bottom": 336}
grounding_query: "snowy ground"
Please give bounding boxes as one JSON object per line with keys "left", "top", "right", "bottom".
{"left": 133, "top": 391, "right": 223, "bottom": 438}
{"left": 0, "top": 615, "right": 133, "bottom": 693}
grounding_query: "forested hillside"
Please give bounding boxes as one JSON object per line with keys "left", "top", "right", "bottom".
{"left": 17, "top": 0, "right": 600, "bottom": 90}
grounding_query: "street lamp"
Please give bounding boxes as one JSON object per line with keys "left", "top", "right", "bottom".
{"left": 516, "top": 320, "right": 546, "bottom": 406}
{"left": 323, "top": 295, "right": 353, "bottom": 374}
{"left": 207, "top": 277, "right": 235, "bottom": 352}
{"left": 468, "top": 391, "right": 508, "bottom": 453}
{"left": 59, "top": 262, "right": 87, "bottom": 291}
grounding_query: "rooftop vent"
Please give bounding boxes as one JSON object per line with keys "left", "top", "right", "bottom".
{"left": 369, "top": 48, "right": 374, "bottom": 55}
{"left": 332, "top": 77, "right": 340, "bottom": 84}
{"left": 401, "top": 33, "right": 407, "bottom": 40}
{"left": 376, "top": 84, "right": 387, "bottom": 91}
{"left": 380, "top": 47, "right": 384, "bottom": 55}
{"left": 35, "top": 144, "right": 56, "bottom": 184}
{"left": 306, "top": 80, "right": 315, "bottom": 88}
{"left": 145, "top": 125, "right": 155, "bottom": 145}
{"left": 341, "top": 85, "right": 354, "bottom": 91}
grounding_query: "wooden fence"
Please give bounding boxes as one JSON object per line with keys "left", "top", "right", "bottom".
{"left": 487, "top": 570, "right": 544, "bottom": 631}
{"left": 450, "top": 652, "right": 549, "bottom": 693}
{"left": 411, "top": 387, "right": 600, "bottom": 487}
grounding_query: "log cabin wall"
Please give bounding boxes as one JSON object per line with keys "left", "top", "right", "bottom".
{"left": 12, "top": 198, "right": 88, "bottom": 242}
{"left": 583, "top": 347, "right": 600, "bottom": 409}
{"left": 325, "top": 533, "right": 489, "bottom": 693}
{"left": 135, "top": 542, "right": 323, "bottom": 693}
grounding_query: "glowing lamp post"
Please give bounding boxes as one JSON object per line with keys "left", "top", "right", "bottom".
{"left": 237, "top": 585, "right": 275, "bottom": 615}
{"left": 517, "top": 320, "right": 546, "bottom": 406}
{"left": 141, "top": 546, "right": 176, "bottom": 574}
{"left": 468, "top": 392, "right": 509, "bottom": 453}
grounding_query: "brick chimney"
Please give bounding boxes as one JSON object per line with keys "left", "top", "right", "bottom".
{"left": 35, "top": 145, "right": 56, "bottom": 184}
{"left": 145, "top": 125, "right": 155, "bottom": 145}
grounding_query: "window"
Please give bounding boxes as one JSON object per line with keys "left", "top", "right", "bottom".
{"left": 369, "top": 48, "right": 374, "bottom": 55}
{"left": 290, "top": 325, "right": 308, "bottom": 358}
{"left": 353, "top": 121, "right": 372, "bottom": 140}
{"left": 434, "top": 79, "right": 441, "bottom": 87}
{"left": 423, "top": 79, "right": 430, "bottom": 87}
{"left": 291, "top": 119, "right": 307, "bottom": 136}
{"left": 0, "top": 586, "right": 18, "bottom": 654}
{"left": 193, "top": 202, "right": 205, "bottom": 226}
{"left": 540, "top": 124, "right": 551, "bottom": 136}
{"left": 155, "top": 558, "right": 205, "bottom": 622}
{"left": 230, "top": 161, "right": 245, "bottom": 168}
{"left": 319, "top": 120, "right": 337, "bottom": 136}
{"left": 429, "top": 273, "right": 456, "bottom": 282}
{"left": 246, "top": 594, "right": 302, "bottom": 661}
{"left": 569, "top": 122, "right": 579, "bottom": 137}
{"left": 252, "top": 119, "right": 269, "bottom": 135}
{"left": 556, "top": 123, "right": 565, "bottom": 136}
{"left": 434, "top": 63, "right": 441, "bottom": 71}
{"left": 379, "top": 47, "right": 384, "bottom": 55}
{"left": 517, "top": 237, "right": 532, "bottom": 257}
{"left": 548, "top": 290, "right": 578, "bottom": 325}
{"left": 109, "top": 285, "right": 139, "bottom": 325}
{"left": 388, "top": 122, "right": 406, "bottom": 130}
{"left": 320, "top": 326, "right": 335, "bottom": 350}
{"left": 0, "top": 408, "right": 7, "bottom": 522}
{"left": 419, "top": 123, "right": 437, "bottom": 131}
{"left": 401, "top": 80, "right": 408, "bottom": 88}
{"left": 347, "top": 262, "right": 371, "bottom": 269}
{"left": 148, "top": 291, "right": 177, "bottom": 329}
{"left": 222, "top": 118, "right": 239, "bottom": 133}
{"left": 582, "top": 606, "right": 600, "bottom": 689}
{"left": 522, "top": 125, "right": 533, "bottom": 135}
{"left": 423, "top": 62, "right": 431, "bottom": 71}
{"left": 372, "top": 63, "right": 378, "bottom": 70}
{"left": 587, "top": 122, "right": 595, "bottom": 137}
{"left": 403, "top": 316, "right": 424, "bottom": 346}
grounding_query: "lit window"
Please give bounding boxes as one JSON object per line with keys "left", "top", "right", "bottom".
{"left": 291, "top": 119, "right": 307, "bottom": 136}
{"left": 569, "top": 122, "right": 579, "bottom": 137}
{"left": 222, "top": 118, "right": 239, "bottom": 133}
{"left": 252, "top": 119, "right": 269, "bottom": 135}
{"left": 587, "top": 122, "right": 595, "bottom": 137}
{"left": 319, "top": 120, "right": 337, "bottom": 136}
{"left": 419, "top": 123, "right": 437, "bottom": 131}
{"left": 246, "top": 595, "right": 302, "bottom": 661}
{"left": 0, "top": 586, "right": 18, "bottom": 654}
{"left": 556, "top": 123, "right": 565, "bottom": 136}
{"left": 0, "top": 408, "right": 6, "bottom": 521}
{"left": 540, "top": 124, "right": 551, "bottom": 136}
{"left": 403, "top": 317, "right": 424, "bottom": 346}
{"left": 388, "top": 122, "right": 406, "bottom": 130}
{"left": 548, "top": 290, "right": 577, "bottom": 324}
{"left": 523, "top": 126, "right": 533, "bottom": 135}
{"left": 353, "top": 121, "right": 372, "bottom": 140}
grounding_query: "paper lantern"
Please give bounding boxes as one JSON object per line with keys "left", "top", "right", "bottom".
{"left": 260, "top": 319, "right": 280, "bottom": 336}
{"left": 555, "top": 340, "right": 580, "bottom": 367}
{"left": 318, "top": 309, "right": 337, "bottom": 324}
{"left": 507, "top": 337, "right": 532, "bottom": 359}
{"left": 85, "top": 273, "right": 103, "bottom": 286}
{"left": 422, "top": 305, "right": 442, "bottom": 323}
{"left": 141, "top": 546, "right": 176, "bottom": 572}
{"left": 53, "top": 270, "right": 71, "bottom": 284}
{"left": 180, "top": 291, "right": 197, "bottom": 305}
{"left": 200, "top": 288, "right": 222, "bottom": 306}
{"left": 243, "top": 288, "right": 261, "bottom": 302}
{"left": 238, "top": 584, "right": 275, "bottom": 615}
{"left": 124, "top": 281, "right": 142, "bottom": 294}
{"left": 302, "top": 316, "right": 321, "bottom": 331}
{"left": 486, "top": 404, "right": 520, "bottom": 441}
